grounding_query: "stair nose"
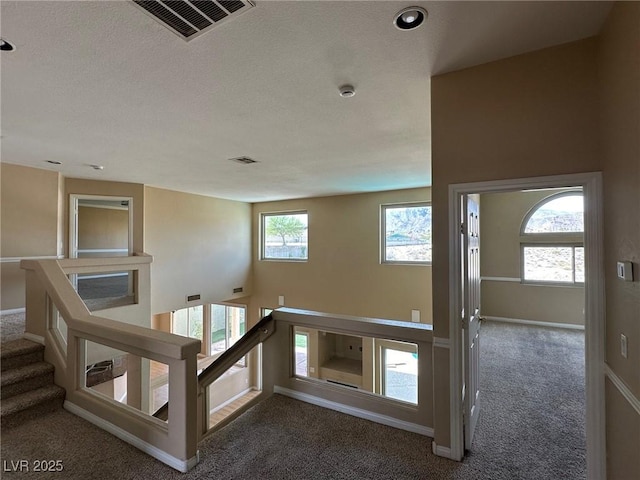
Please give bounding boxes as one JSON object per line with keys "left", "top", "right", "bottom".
{"left": 0, "top": 384, "right": 66, "bottom": 429}
{"left": 1, "top": 361, "right": 55, "bottom": 399}
{"left": 1, "top": 339, "right": 45, "bottom": 371}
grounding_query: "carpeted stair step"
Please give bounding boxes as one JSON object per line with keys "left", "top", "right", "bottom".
{"left": 1, "top": 384, "right": 65, "bottom": 429}
{"left": 1, "top": 362, "right": 55, "bottom": 399}
{"left": 1, "top": 339, "right": 44, "bottom": 371}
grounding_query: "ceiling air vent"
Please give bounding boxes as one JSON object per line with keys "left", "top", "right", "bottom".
{"left": 133, "top": 0, "right": 255, "bottom": 41}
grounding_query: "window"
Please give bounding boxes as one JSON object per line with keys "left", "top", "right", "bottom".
{"left": 172, "top": 305, "right": 203, "bottom": 340}
{"left": 211, "top": 304, "right": 246, "bottom": 355}
{"left": 261, "top": 212, "right": 308, "bottom": 260}
{"left": 521, "top": 192, "right": 584, "bottom": 284}
{"left": 382, "top": 203, "right": 431, "bottom": 264}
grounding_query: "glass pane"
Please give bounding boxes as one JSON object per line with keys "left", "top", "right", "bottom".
{"left": 172, "top": 309, "right": 189, "bottom": 337}
{"left": 75, "top": 271, "right": 135, "bottom": 311}
{"left": 188, "top": 306, "right": 203, "bottom": 340}
{"left": 211, "top": 305, "right": 227, "bottom": 354}
{"left": 227, "top": 306, "right": 246, "bottom": 348}
{"left": 575, "top": 247, "right": 585, "bottom": 283}
{"left": 524, "top": 246, "right": 574, "bottom": 282}
{"left": 383, "top": 348, "right": 417, "bottom": 404}
{"left": 384, "top": 205, "right": 432, "bottom": 263}
{"left": 263, "top": 213, "right": 308, "bottom": 260}
{"left": 294, "top": 333, "right": 308, "bottom": 377}
{"left": 524, "top": 194, "right": 584, "bottom": 233}
{"left": 84, "top": 340, "right": 166, "bottom": 421}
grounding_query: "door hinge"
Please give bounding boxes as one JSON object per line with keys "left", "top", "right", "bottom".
{"left": 460, "top": 223, "right": 465, "bottom": 234}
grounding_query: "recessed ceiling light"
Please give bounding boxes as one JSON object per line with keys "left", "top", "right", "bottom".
{"left": 339, "top": 85, "right": 356, "bottom": 98}
{"left": 394, "top": 7, "right": 427, "bottom": 30}
{"left": 45, "top": 160, "right": 62, "bottom": 165}
{"left": 0, "top": 38, "right": 15, "bottom": 51}
{"left": 90, "top": 164, "right": 104, "bottom": 170}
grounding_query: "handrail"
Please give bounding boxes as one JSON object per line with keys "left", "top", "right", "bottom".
{"left": 21, "top": 256, "right": 201, "bottom": 471}
{"left": 22, "top": 259, "right": 199, "bottom": 360}
{"left": 153, "top": 313, "right": 275, "bottom": 420}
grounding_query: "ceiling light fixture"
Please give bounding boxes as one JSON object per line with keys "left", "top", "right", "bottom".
{"left": 90, "top": 164, "right": 104, "bottom": 170}
{"left": 339, "top": 85, "right": 356, "bottom": 98}
{"left": 229, "top": 156, "right": 258, "bottom": 165}
{"left": 0, "top": 38, "right": 15, "bottom": 51}
{"left": 45, "top": 160, "right": 62, "bottom": 165}
{"left": 394, "top": 7, "right": 427, "bottom": 30}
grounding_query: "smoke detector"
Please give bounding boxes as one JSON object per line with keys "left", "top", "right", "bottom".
{"left": 339, "top": 85, "right": 356, "bottom": 98}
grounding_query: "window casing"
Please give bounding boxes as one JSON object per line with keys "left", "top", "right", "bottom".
{"left": 381, "top": 202, "right": 432, "bottom": 264}
{"left": 172, "top": 303, "right": 247, "bottom": 365}
{"left": 261, "top": 211, "right": 308, "bottom": 261}
{"left": 520, "top": 192, "right": 584, "bottom": 285}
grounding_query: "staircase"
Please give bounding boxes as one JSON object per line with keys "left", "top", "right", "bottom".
{"left": 1, "top": 339, "right": 65, "bottom": 428}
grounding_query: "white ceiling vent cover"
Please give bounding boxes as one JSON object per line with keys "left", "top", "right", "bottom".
{"left": 133, "top": 0, "right": 255, "bottom": 41}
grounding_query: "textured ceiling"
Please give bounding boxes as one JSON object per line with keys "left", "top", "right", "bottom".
{"left": 0, "top": 1, "right": 612, "bottom": 202}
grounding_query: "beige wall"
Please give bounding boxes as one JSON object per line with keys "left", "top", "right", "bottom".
{"left": 251, "top": 188, "right": 432, "bottom": 325}
{"left": 78, "top": 206, "right": 129, "bottom": 251}
{"left": 480, "top": 190, "right": 584, "bottom": 326}
{"left": 431, "top": 38, "right": 600, "bottom": 448}
{"left": 598, "top": 3, "right": 640, "bottom": 479}
{"left": 1, "top": 163, "right": 62, "bottom": 310}
{"left": 144, "top": 186, "right": 252, "bottom": 315}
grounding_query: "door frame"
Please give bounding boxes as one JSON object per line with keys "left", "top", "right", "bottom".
{"left": 448, "top": 172, "right": 605, "bottom": 480}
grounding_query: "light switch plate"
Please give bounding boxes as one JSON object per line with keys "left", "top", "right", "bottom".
{"left": 617, "top": 261, "right": 634, "bottom": 281}
{"left": 411, "top": 309, "right": 421, "bottom": 323}
{"left": 621, "top": 334, "right": 628, "bottom": 359}
{"left": 278, "top": 295, "right": 285, "bottom": 306}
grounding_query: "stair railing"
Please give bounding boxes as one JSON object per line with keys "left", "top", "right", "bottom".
{"left": 21, "top": 256, "right": 201, "bottom": 473}
{"left": 153, "top": 313, "right": 275, "bottom": 438}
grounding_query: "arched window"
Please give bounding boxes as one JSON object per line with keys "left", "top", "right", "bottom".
{"left": 521, "top": 192, "right": 584, "bottom": 284}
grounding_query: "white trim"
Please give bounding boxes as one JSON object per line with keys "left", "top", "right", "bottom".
{"left": 433, "top": 336, "right": 450, "bottom": 349}
{"left": 447, "top": 172, "right": 606, "bottom": 479}
{"left": 63, "top": 401, "right": 199, "bottom": 473}
{"left": 431, "top": 441, "right": 453, "bottom": 459}
{"left": 480, "top": 276, "right": 521, "bottom": 283}
{"left": 22, "top": 332, "right": 45, "bottom": 345}
{"left": 78, "top": 272, "right": 129, "bottom": 280}
{"left": 483, "top": 316, "right": 584, "bottom": 331}
{"left": 1, "top": 307, "right": 26, "bottom": 315}
{"left": 77, "top": 248, "right": 129, "bottom": 254}
{"left": 604, "top": 365, "right": 640, "bottom": 416}
{"left": 1, "top": 255, "right": 62, "bottom": 263}
{"left": 274, "top": 386, "right": 433, "bottom": 437}
{"left": 209, "top": 387, "right": 253, "bottom": 415}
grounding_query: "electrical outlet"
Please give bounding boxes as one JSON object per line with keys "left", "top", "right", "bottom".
{"left": 411, "top": 310, "right": 421, "bottom": 323}
{"left": 278, "top": 295, "right": 285, "bottom": 306}
{"left": 620, "top": 334, "right": 628, "bottom": 359}
{"left": 309, "top": 367, "right": 315, "bottom": 374}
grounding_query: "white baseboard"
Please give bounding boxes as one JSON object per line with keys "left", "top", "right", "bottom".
{"left": 209, "top": 387, "right": 253, "bottom": 415}
{"left": 483, "top": 315, "right": 584, "bottom": 331}
{"left": 432, "top": 441, "right": 454, "bottom": 459}
{"left": 22, "top": 332, "right": 45, "bottom": 345}
{"left": 1, "top": 307, "right": 26, "bottom": 316}
{"left": 604, "top": 364, "right": 640, "bottom": 416}
{"left": 274, "top": 386, "right": 433, "bottom": 437}
{"left": 64, "top": 401, "right": 199, "bottom": 473}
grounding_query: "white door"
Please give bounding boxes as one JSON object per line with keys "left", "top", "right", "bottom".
{"left": 463, "top": 195, "right": 481, "bottom": 449}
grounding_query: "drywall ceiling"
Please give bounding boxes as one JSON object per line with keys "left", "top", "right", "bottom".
{"left": 0, "top": 1, "right": 612, "bottom": 202}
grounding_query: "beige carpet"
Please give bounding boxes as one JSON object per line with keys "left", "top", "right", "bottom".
{"left": 1, "top": 314, "right": 586, "bottom": 479}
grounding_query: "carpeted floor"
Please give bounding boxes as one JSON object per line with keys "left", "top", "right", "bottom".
{"left": 0, "top": 315, "right": 586, "bottom": 479}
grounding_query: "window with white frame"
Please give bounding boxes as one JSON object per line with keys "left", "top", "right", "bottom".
{"left": 521, "top": 192, "right": 584, "bottom": 284}
{"left": 261, "top": 211, "right": 308, "bottom": 260}
{"left": 382, "top": 202, "right": 432, "bottom": 264}
{"left": 210, "top": 304, "right": 246, "bottom": 355}
{"left": 172, "top": 305, "right": 203, "bottom": 341}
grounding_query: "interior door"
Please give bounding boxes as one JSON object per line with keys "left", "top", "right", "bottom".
{"left": 463, "top": 194, "right": 481, "bottom": 449}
